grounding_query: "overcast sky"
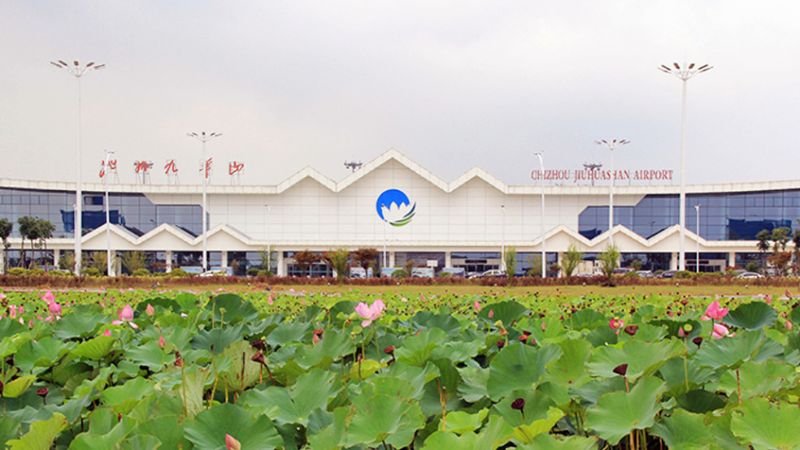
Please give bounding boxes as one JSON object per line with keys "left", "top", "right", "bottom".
{"left": 1, "top": 1, "right": 798, "bottom": 187}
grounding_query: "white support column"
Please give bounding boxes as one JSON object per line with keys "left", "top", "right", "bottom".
{"left": 276, "top": 251, "right": 285, "bottom": 276}
{"left": 557, "top": 252, "right": 565, "bottom": 277}
{"left": 670, "top": 252, "right": 678, "bottom": 271}
{"left": 445, "top": 251, "right": 452, "bottom": 268}
{"left": 53, "top": 248, "right": 61, "bottom": 269}
{"left": 388, "top": 251, "right": 396, "bottom": 268}
{"left": 221, "top": 251, "right": 228, "bottom": 268}
{"left": 165, "top": 250, "right": 173, "bottom": 273}
{"left": 728, "top": 251, "right": 736, "bottom": 269}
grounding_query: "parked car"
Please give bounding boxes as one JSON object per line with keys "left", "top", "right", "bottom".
{"left": 411, "top": 267, "right": 435, "bottom": 278}
{"left": 635, "top": 270, "right": 655, "bottom": 278}
{"left": 199, "top": 267, "right": 233, "bottom": 277}
{"left": 439, "top": 267, "right": 466, "bottom": 277}
{"left": 658, "top": 270, "right": 678, "bottom": 279}
{"left": 736, "top": 271, "right": 764, "bottom": 279}
{"left": 469, "top": 269, "right": 507, "bottom": 279}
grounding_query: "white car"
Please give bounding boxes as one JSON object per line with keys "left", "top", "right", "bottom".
{"left": 469, "top": 269, "right": 507, "bottom": 279}
{"left": 736, "top": 271, "right": 764, "bottom": 279}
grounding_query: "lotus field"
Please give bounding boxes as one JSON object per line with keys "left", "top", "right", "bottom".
{"left": 1, "top": 289, "right": 800, "bottom": 449}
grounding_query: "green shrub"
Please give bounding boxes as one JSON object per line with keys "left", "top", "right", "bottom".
{"left": 257, "top": 269, "right": 273, "bottom": 277}
{"left": 167, "top": 268, "right": 190, "bottom": 278}
{"left": 7, "top": 267, "right": 28, "bottom": 276}
{"left": 391, "top": 269, "right": 408, "bottom": 278}
{"left": 247, "top": 267, "right": 260, "bottom": 276}
{"left": 675, "top": 270, "right": 693, "bottom": 279}
{"left": 82, "top": 267, "right": 102, "bottom": 277}
{"left": 132, "top": 268, "right": 151, "bottom": 277}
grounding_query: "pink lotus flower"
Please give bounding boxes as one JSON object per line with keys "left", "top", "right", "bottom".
{"left": 41, "top": 290, "right": 55, "bottom": 304}
{"left": 488, "top": 309, "right": 494, "bottom": 319}
{"left": 145, "top": 304, "right": 155, "bottom": 316}
{"left": 702, "top": 301, "right": 728, "bottom": 321}
{"left": 609, "top": 317, "right": 624, "bottom": 330}
{"left": 9, "top": 305, "right": 20, "bottom": 319}
{"left": 159, "top": 335, "right": 166, "bottom": 348}
{"left": 103, "top": 329, "right": 112, "bottom": 337}
{"left": 267, "top": 292, "right": 274, "bottom": 305}
{"left": 473, "top": 301, "right": 481, "bottom": 313}
{"left": 112, "top": 304, "right": 138, "bottom": 329}
{"left": 355, "top": 299, "right": 385, "bottom": 327}
{"left": 712, "top": 323, "right": 730, "bottom": 339}
{"left": 785, "top": 320, "right": 793, "bottom": 331}
{"left": 225, "top": 434, "right": 241, "bottom": 450}
{"left": 48, "top": 301, "right": 62, "bottom": 317}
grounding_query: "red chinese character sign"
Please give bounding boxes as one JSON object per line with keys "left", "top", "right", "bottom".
{"left": 99, "top": 159, "right": 119, "bottom": 183}
{"left": 228, "top": 160, "right": 244, "bottom": 184}
{"left": 134, "top": 160, "right": 154, "bottom": 184}
{"left": 199, "top": 157, "right": 213, "bottom": 183}
{"left": 164, "top": 159, "right": 179, "bottom": 184}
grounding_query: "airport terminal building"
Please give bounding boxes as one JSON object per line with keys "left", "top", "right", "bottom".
{"left": 1, "top": 150, "right": 798, "bottom": 276}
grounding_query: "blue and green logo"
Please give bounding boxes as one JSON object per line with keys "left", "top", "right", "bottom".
{"left": 376, "top": 189, "right": 416, "bottom": 227}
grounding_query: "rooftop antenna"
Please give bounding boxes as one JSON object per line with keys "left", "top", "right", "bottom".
{"left": 583, "top": 162, "right": 603, "bottom": 186}
{"left": 344, "top": 161, "right": 363, "bottom": 173}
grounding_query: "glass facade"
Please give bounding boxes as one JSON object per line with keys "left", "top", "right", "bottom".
{"left": 0, "top": 188, "right": 203, "bottom": 238}
{"left": 579, "top": 190, "right": 800, "bottom": 241}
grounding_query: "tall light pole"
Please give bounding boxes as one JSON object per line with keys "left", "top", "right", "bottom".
{"left": 500, "top": 204, "right": 505, "bottom": 271}
{"left": 103, "top": 150, "right": 115, "bottom": 276}
{"left": 533, "top": 152, "right": 546, "bottom": 277}
{"left": 694, "top": 204, "right": 701, "bottom": 273}
{"left": 595, "top": 139, "right": 630, "bottom": 247}
{"left": 264, "top": 204, "right": 271, "bottom": 272}
{"left": 187, "top": 131, "right": 222, "bottom": 272}
{"left": 659, "top": 62, "right": 713, "bottom": 271}
{"left": 50, "top": 59, "right": 106, "bottom": 275}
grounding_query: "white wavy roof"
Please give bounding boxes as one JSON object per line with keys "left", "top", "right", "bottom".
{"left": 2, "top": 148, "right": 799, "bottom": 195}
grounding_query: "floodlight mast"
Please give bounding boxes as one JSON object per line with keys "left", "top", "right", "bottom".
{"left": 595, "top": 139, "right": 630, "bottom": 248}
{"left": 187, "top": 131, "right": 223, "bottom": 272}
{"left": 50, "top": 59, "right": 106, "bottom": 275}
{"left": 659, "top": 62, "right": 713, "bottom": 271}
{"left": 533, "top": 152, "right": 546, "bottom": 278}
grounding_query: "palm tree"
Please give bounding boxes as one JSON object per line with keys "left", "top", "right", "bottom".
{"left": 17, "top": 216, "right": 37, "bottom": 268}
{"left": 755, "top": 229, "right": 771, "bottom": 272}
{"left": 0, "top": 219, "right": 11, "bottom": 274}
{"left": 34, "top": 219, "right": 55, "bottom": 268}
{"left": 324, "top": 249, "right": 350, "bottom": 280}
{"left": 561, "top": 243, "right": 583, "bottom": 277}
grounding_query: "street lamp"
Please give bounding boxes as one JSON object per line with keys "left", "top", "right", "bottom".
{"left": 187, "top": 131, "right": 222, "bottom": 272}
{"left": 533, "top": 152, "right": 546, "bottom": 277}
{"left": 659, "top": 62, "right": 713, "bottom": 271}
{"left": 500, "top": 204, "right": 505, "bottom": 272}
{"left": 694, "top": 204, "right": 701, "bottom": 273}
{"left": 595, "top": 139, "right": 630, "bottom": 247}
{"left": 103, "top": 150, "right": 115, "bottom": 276}
{"left": 264, "top": 204, "right": 271, "bottom": 273}
{"left": 50, "top": 59, "right": 106, "bottom": 275}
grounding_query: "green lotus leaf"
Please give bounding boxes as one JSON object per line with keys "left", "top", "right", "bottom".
{"left": 69, "top": 415, "right": 137, "bottom": 450}
{"left": 6, "top": 413, "right": 68, "bottom": 450}
{"left": 567, "top": 308, "right": 607, "bottom": 330}
{"left": 517, "top": 433, "right": 599, "bottom": 450}
{"left": 395, "top": 327, "right": 447, "bottom": 366}
{"left": 209, "top": 294, "right": 259, "bottom": 324}
{"left": 349, "top": 358, "right": 383, "bottom": 381}
{"left": 0, "top": 416, "right": 21, "bottom": 446}
{"left": 724, "top": 302, "right": 777, "bottom": 330}
{"left": 15, "top": 336, "right": 71, "bottom": 373}
{"left": 0, "top": 317, "right": 26, "bottom": 340}
{"left": 545, "top": 338, "right": 593, "bottom": 387}
{"left": 422, "top": 430, "right": 480, "bottom": 449}
{"left": 412, "top": 311, "right": 463, "bottom": 335}
{"left": 511, "top": 407, "right": 565, "bottom": 445}
{"left": 695, "top": 330, "right": 771, "bottom": 369}
{"left": 53, "top": 305, "right": 104, "bottom": 339}
{"left": 265, "top": 321, "right": 309, "bottom": 347}
{"left": 344, "top": 379, "right": 426, "bottom": 449}
{"left": 585, "top": 376, "right": 666, "bottom": 444}
{"left": 239, "top": 368, "right": 338, "bottom": 426}
{"left": 790, "top": 306, "right": 800, "bottom": 325}
{"left": 478, "top": 300, "right": 528, "bottom": 324}
{"left": 70, "top": 335, "right": 114, "bottom": 360}
{"left": 184, "top": 403, "right": 283, "bottom": 450}
{"left": 457, "top": 362, "right": 490, "bottom": 402}
{"left": 100, "top": 377, "right": 154, "bottom": 414}
{"left": 675, "top": 389, "right": 726, "bottom": 413}
{"left": 126, "top": 340, "right": 173, "bottom": 370}
{"left": 440, "top": 408, "right": 488, "bottom": 434}
{"left": 294, "top": 328, "right": 353, "bottom": 369}
{"left": 651, "top": 409, "right": 735, "bottom": 450}
{"left": 191, "top": 324, "right": 244, "bottom": 354}
{"left": 306, "top": 406, "right": 348, "bottom": 450}
{"left": 587, "top": 338, "right": 684, "bottom": 381}
{"left": 731, "top": 398, "right": 800, "bottom": 449}
{"left": 487, "top": 343, "right": 561, "bottom": 400}
{"left": 217, "top": 340, "right": 262, "bottom": 393}
{"left": 658, "top": 356, "right": 716, "bottom": 395}
{"left": 718, "top": 359, "right": 796, "bottom": 401}
{"left": 3, "top": 375, "right": 36, "bottom": 398}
